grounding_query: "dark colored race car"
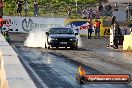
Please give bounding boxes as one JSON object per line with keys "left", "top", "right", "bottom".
{"left": 45, "top": 27, "right": 78, "bottom": 49}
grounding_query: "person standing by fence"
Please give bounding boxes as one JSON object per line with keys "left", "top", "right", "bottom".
{"left": 67, "top": 6, "right": 71, "bottom": 18}
{"left": 24, "top": 0, "right": 29, "bottom": 17}
{"left": 105, "top": 3, "right": 112, "bottom": 16}
{"left": 0, "top": 0, "right": 3, "bottom": 16}
{"left": 0, "top": 15, "right": 5, "bottom": 34}
{"left": 34, "top": 1, "right": 39, "bottom": 17}
{"left": 97, "top": 3, "right": 103, "bottom": 16}
{"left": 16, "top": 0, "right": 23, "bottom": 16}
{"left": 82, "top": 9, "right": 87, "bottom": 19}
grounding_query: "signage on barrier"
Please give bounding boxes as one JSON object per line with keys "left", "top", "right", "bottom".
{"left": 2, "top": 16, "right": 65, "bottom": 33}
{"left": 22, "top": 18, "right": 33, "bottom": 32}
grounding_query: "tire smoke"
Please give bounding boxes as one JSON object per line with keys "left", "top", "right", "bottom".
{"left": 24, "top": 30, "right": 47, "bottom": 48}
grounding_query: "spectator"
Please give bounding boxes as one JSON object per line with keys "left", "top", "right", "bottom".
{"left": 0, "top": 15, "right": 3, "bottom": 33}
{"left": 82, "top": 9, "right": 87, "bottom": 19}
{"left": 0, "top": 0, "right": 3, "bottom": 16}
{"left": 94, "top": 11, "right": 100, "bottom": 19}
{"left": 85, "top": 8, "right": 91, "bottom": 19}
{"left": 87, "top": 19, "right": 93, "bottom": 39}
{"left": 0, "top": 16, "right": 5, "bottom": 34}
{"left": 114, "top": 3, "right": 118, "bottom": 11}
{"left": 86, "top": 10, "right": 91, "bottom": 19}
{"left": 123, "top": 26, "right": 128, "bottom": 35}
{"left": 126, "top": 4, "right": 132, "bottom": 18}
{"left": 105, "top": 3, "right": 112, "bottom": 11}
{"left": 97, "top": 3, "right": 103, "bottom": 16}
{"left": 130, "top": 29, "right": 132, "bottom": 36}
{"left": 89, "top": 9, "right": 94, "bottom": 19}
{"left": 16, "top": 0, "right": 23, "bottom": 16}
{"left": 34, "top": 1, "right": 39, "bottom": 17}
{"left": 24, "top": 0, "right": 29, "bottom": 17}
{"left": 3, "top": 30, "right": 10, "bottom": 42}
{"left": 105, "top": 3, "right": 112, "bottom": 16}
{"left": 94, "top": 19, "right": 101, "bottom": 39}
{"left": 67, "top": 6, "right": 71, "bottom": 18}
{"left": 111, "top": 16, "right": 116, "bottom": 25}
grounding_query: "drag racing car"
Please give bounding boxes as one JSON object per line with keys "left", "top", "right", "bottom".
{"left": 45, "top": 27, "right": 78, "bottom": 49}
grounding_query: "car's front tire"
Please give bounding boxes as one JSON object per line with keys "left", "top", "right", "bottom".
{"left": 48, "top": 46, "right": 50, "bottom": 49}
{"left": 74, "top": 46, "right": 78, "bottom": 50}
{"left": 70, "top": 46, "right": 78, "bottom": 50}
{"left": 44, "top": 43, "right": 47, "bottom": 48}
{"left": 45, "top": 42, "right": 50, "bottom": 49}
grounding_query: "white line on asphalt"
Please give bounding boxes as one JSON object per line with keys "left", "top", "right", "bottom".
{"left": 12, "top": 45, "right": 48, "bottom": 88}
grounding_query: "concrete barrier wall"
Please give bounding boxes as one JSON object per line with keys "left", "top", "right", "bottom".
{"left": 0, "top": 34, "right": 37, "bottom": 88}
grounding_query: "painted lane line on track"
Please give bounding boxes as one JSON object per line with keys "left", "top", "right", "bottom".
{"left": 12, "top": 45, "right": 48, "bottom": 88}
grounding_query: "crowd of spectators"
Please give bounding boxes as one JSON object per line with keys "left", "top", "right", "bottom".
{"left": 82, "top": 2, "right": 132, "bottom": 19}
{"left": 82, "top": 3, "right": 113, "bottom": 19}
{"left": 17, "top": 0, "right": 39, "bottom": 17}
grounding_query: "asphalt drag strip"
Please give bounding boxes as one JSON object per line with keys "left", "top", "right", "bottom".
{"left": 13, "top": 45, "right": 132, "bottom": 88}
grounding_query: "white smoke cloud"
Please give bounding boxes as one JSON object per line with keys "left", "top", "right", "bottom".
{"left": 24, "top": 30, "right": 47, "bottom": 48}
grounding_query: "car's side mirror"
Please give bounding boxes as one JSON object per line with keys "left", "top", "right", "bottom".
{"left": 45, "top": 32, "right": 49, "bottom": 36}
{"left": 75, "top": 33, "right": 78, "bottom": 36}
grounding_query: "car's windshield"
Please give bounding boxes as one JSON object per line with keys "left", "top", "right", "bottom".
{"left": 49, "top": 28, "right": 74, "bottom": 34}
